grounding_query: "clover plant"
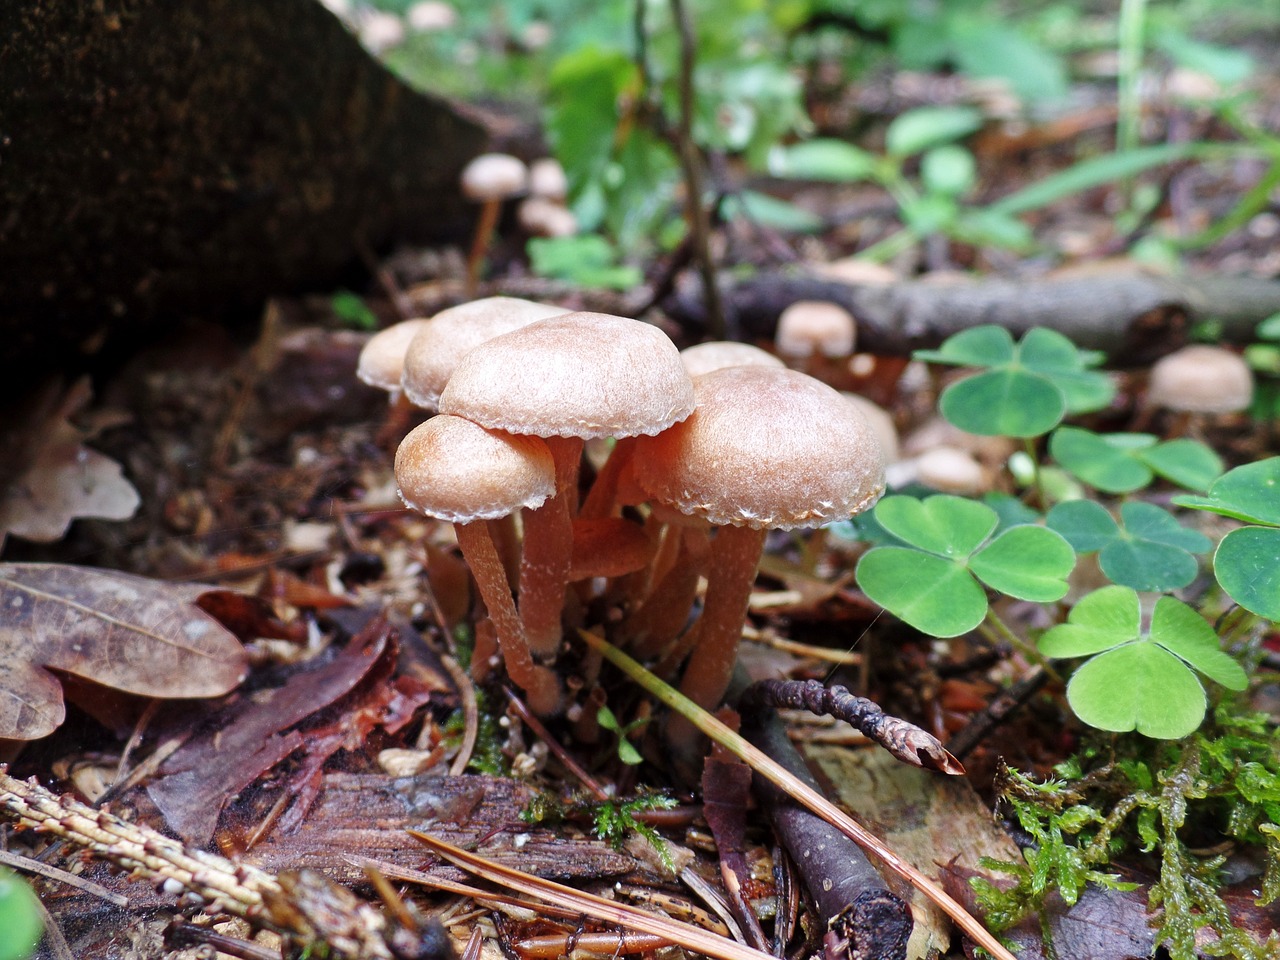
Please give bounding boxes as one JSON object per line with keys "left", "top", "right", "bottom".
{"left": 849, "top": 323, "right": 1254, "bottom": 744}
{"left": 913, "top": 326, "right": 1114, "bottom": 437}
{"left": 1049, "top": 427, "right": 1223, "bottom": 494}
{"left": 1037, "top": 586, "right": 1248, "bottom": 739}
{"left": 1046, "top": 500, "right": 1212, "bottom": 592}
{"left": 855, "top": 494, "right": 1074, "bottom": 637}
{"left": 1175, "top": 457, "right": 1280, "bottom": 620}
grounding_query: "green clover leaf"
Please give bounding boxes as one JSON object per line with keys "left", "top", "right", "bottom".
{"left": 1050, "top": 427, "right": 1224, "bottom": 494}
{"left": 0, "top": 868, "right": 42, "bottom": 960}
{"left": 1175, "top": 458, "right": 1280, "bottom": 618}
{"left": 1046, "top": 500, "right": 1211, "bottom": 592}
{"left": 915, "top": 326, "right": 1115, "bottom": 437}
{"left": 856, "top": 494, "right": 1074, "bottom": 637}
{"left": 1174, "top": 456, "right": 1280, "bottom": 526}
{"left": 1039, "top": 586, "right": 1248, "bottom": 739}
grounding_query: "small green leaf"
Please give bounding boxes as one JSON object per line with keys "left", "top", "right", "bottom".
{"left": 1173, "top": 457, "right": 1280, "bottom": 526}
{"left": 1214, "top": 526, "right": 1280, "bottom": 620}
{"left": 1018, "top": 329, "right": 1115, "bottom": 414}
{"left": 1065, "top": 642, "right": 1207, "bottom": 740}
{"left": 1039, "top": 584, "right": 1138, "bottom": 658}
{"left": 767, "top": 139, "right": 878, "bottom": 182}
{"left": 0, "top": 869, "right": 42, "bottom": 960}
{"left": 885, "top": 106, "right": 983, "bottom": 157}
{"left": 1134, "top": 439, "right": 1224, "bottom": 493}
{"left": 914, "top": 325, "right": 1015, "bottom": 367}
{"left": 726, "top": 190, "right": 826, "bottom": 233}
{"left": 982, "top": 492, "right": 1042, "bottom": 532}
{"left": 1050, "top": 427, "right": 1154, "bottom": 493}
{"left": 1257, "top": 312, "right": 1280, "bottom": 340}
{"left": 855, "top": 547, "right": 987, "bottom": 637}
{"left": 921, "top": 145, "right": 977, "bottom": 197}
{"left": 939, "top": 368, "right": 1065, "bottom": 437}
{"left": 1046, "top": 501, "right": 1209, "bottom": 591}
{"left": 873, "top": 494, "right": 996, "bottom": 558}
{"left": 969, "top": 525, "right": 1075, "bottom": 601}
{"left": 1046, "top": 499, "right": 1118, "bottom": 553}
{"left": 1150, "top": 596, "right": 1248, "bottom": 691}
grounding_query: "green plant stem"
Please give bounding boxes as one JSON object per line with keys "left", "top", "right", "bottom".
{"left": 984, "top": 609, "right": 1062, "bottom": 683}
{"left": 1023, "top": 436, "right": 1047, "bottom": 511}
{"left": 669, "top": 0, "right": 725, "bottom": 339}
{"left": 1116, "top": 0, "right": 1148, "bottom": 200}
{"left": 857, "top": 227, "right": 919, "bottom": 263}
{"left": 576, "top": 630, "right": 1020, "bottom": 960}
{"left": 1176, "top": 159, "right": 1280, "bottom": 251}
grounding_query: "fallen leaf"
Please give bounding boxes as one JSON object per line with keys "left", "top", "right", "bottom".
{"left": 0, "top": 379, "right": 139, "bottom": 546}
{"left": 147, "top": 615, "right": 395, "bottom": 844}
{"left": 0, "top": 563, "right": 248, "bottom": 740}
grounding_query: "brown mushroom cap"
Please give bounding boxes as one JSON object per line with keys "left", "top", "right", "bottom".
{"left": 460, "top": 153, "right": 528, "bottom": 202}
{"left": 775, "top": 301, "right": 856, "bottom": 359}
{"left": 401, "top": 297, "right": 568, "bottom": 410}
{"left": 841, "top": 392, "right": 900, "bottom": 463}
{"left": 679, "top": 341, "right": 784, "bottom": 378}
{"left": 518, "top": 196, "right": 578, "bottom": 237}
{"left": 528, "top": 157, "right": 569, "bottom": 202}
{"left": 915, "top": 445, "right": 986, "bottom": 495}
{"left": 440, "top": 311, "right": 696, "bottom": 439}
{"left": 357, "top": 318, "right": 431, "bottom": 394}
{"left": 635, "top": 366, "right": 885, "bottom": 530}
{"left": 1147, "top": 345, "right": 1254, "bottom": 414}
{"left": 394, "top": 415, "right": 555, "bottom": 523}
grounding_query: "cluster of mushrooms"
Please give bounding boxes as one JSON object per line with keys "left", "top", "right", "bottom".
{"left": 359, "top": 299, "right": 886, "bottom": 771}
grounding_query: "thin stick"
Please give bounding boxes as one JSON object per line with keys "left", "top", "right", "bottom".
{"left": 578, "top": 631, "right": 1018, "bottom": 960}
{"left": 409, "top": 832, "right": 776, "bottom": 960}
{"left": 0, "top": 847, "right": 129, "bottom": 907}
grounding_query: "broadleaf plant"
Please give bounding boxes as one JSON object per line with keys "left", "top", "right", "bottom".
{"left": 914, "top": 326, "right": 1115, "bottom": 437}
{"left": 1175, "top": 457, "right": 1280, "bottom": 619}
{"left": 1046, "top": 500, "right": 1212, "bottom": 592}
{"left": 855, "top": 494, "right": 1075, "bottom": 637}
{"left": 1049, "top": 428, "right": 1224, "bottom": 494}
{"left": 1038, "top": 586, "right": 1248, "bottom": 739}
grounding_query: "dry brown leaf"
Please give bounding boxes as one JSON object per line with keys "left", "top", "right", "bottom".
{"left": 0, "top": 379, "right": 139, "bottom": 546}
{"left": 0, "top": 563, "right": 248, "bottom": 740}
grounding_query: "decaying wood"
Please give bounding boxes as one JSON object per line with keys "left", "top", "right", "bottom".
{"left": 740, "top": 710, "right": 912, "bottom": 960}
{"left": 245, "top": 772, "right": 638, "bottom": 884}
{"left": 804, "top": 745, "right": 1026, "bottom": 960}
{"left": 664, "top": 271, "right": 1280, "bottom": 361}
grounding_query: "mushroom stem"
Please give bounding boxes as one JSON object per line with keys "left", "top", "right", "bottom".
{"left": 465, "top": 199, "right": 502, "bottom": 295}
{"left": 518, "top": 436, "right": 583, "bottom": 658}
{"left": 620, "top": 526, "right": 708, "bottom": 660}
{"left": 455, "top": 520, "right": 561, "bottom": 715}
{"left": 666, "top": 524, "right": 767, "bottom": 772}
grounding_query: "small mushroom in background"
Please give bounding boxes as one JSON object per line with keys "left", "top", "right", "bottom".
{"left": 460, "top": 153, "right": 529, "bottom": 293}
{"left": 517, "top": 196, "right": 578, "bottom": 238}
{"left": 395, "top": 415, "right": 563, "bottom": 715}
{"left": 1141, "top": 344, "right": 1254, "bottom": 435}
{"left": 679, "top": 340, "right": 784, "bottom": 378}
{"left": 519, "top": 158, "right": 576, "bottom": 238}
{"left": 774, "top": 301, "right": 857, "bottom": 387}
{"left": 807, "top": 257, "right": 898, "bottom": 286}
{"left": 775, "top": 300, "right": 857, "bottom": 361}
{"left": 406, "top": 0, "right": 457, "bottom": 32}
{"left": 634, "top": 365, "right": 885, "bottom": 777}
{"left": 357, "top": 318, "right": 431, "bottom": 400}
{"left": 914, "top": 445, "right": 987, "bottom": 495}
{"left": 528, "top": 158, "right": 568, "bottom": 203}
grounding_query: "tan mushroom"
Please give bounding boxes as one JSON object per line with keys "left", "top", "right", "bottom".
{"left": 1147, "top": 345, "right": 1254, "bottom": 415}
{"left": 679, "top": 341, "right": 784, "bottom": 378}
{"left": 775, "top": 301, "right": 856, "bottom": 360}
{"left": 357, "top": 318, "right": 431, "bottom": 399}
{"left": 400, "top": 297, "right": 568, "bottom": 411}
{"left": 395, "top": 415, "right": 561, "bottom": 714}
{"left": 634, "top": 366, "right": 885, "bottom": 773}
{"left": 461, "top": 153, "right": 529, "bottom": 292}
